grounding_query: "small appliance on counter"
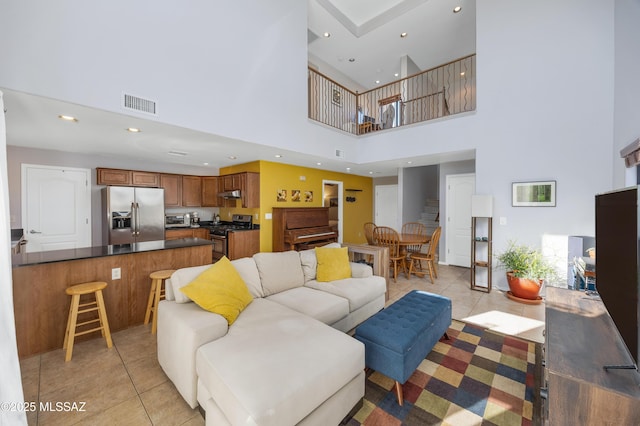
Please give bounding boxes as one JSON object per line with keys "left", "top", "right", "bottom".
{"left": 165, "top": 212, "right": 191, "bottom": 228}
{"left": 190, "top": 211, "right": 200, "bottom": 228}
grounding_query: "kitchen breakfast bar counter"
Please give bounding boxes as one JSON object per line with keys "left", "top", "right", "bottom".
{"left": 12, "top": 238, "right": 213, "bottom": 358}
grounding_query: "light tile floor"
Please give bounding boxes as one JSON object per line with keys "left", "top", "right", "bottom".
{"left": 20, "top": 264, "right": 545, "bottom": 425}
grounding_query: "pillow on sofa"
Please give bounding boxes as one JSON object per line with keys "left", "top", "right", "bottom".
{"left": 253, "top": 251, "right": 305, "bottom": 296}
{"left": 231, "top": 257, "right": 264, "bottom": 298}
{"left": 300, "top": 242, "right": 341, "bottom": 282}
{"left": 170, "top": 264, "right": 213, "bottom": 304}
{"left": 179, "top": 256, "right": 253, "bottom": 325}
{"left": 315, "top": 247, "right": 351, "bottom": 282}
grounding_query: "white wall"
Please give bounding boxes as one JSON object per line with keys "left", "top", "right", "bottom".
{"left": 613, "top": 0, "right": 640, "bottom": 188}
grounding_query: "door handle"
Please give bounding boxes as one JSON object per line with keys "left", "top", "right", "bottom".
{"left": 29, "top": 230, "right": 42, "bottom": 234}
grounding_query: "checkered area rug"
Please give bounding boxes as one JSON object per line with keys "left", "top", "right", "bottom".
{"left": 348, "top": 320, "right": 539, "bottom": 426}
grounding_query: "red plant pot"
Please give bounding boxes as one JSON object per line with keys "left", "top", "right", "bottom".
{"left": 506, "top": 272, "right": 542, "bottom": 299}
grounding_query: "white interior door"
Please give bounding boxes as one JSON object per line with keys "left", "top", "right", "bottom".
{"left": 22, "top": 164, "right": 91, "bottom": 252}
{"left": 375, "top": 184, "right": 398, "bottom": 228}
{"left": 445, "top": 173, "right": 475, "bottom": 267}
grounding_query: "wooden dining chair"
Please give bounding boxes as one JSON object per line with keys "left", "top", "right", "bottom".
{"left": 373, "top": 226, "right": 407, "bottom": 282}
{"left": 401, "top": 222, "right": 428, "bottom": 254}
{"left": 363, "top": 222, "right": 376, "bottom": 246}
{"left": 409, "top": 226, "right": 442, "bottom": 283}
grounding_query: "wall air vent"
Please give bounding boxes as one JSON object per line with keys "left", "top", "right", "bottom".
{"left": 335, "top": 149, "right": 345, "bottom": 159}
{"left": 122, "top": 93, "right": 157, "bottom": 115}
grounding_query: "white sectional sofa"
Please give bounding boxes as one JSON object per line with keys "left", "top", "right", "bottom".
{"left": 157, "top": 244, "right": 387, "bottom": 426}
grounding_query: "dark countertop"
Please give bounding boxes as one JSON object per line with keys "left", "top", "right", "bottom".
{"left": 12, "top": 238, "right": 212, "bottom": 268}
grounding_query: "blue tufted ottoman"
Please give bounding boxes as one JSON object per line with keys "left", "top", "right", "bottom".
{"left": 354, "top": 290, "right": 451, "bottom": 405}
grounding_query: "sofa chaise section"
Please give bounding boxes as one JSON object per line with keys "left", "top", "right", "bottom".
{"left": 196, "top": 298, "right": 365, "bottom": 426}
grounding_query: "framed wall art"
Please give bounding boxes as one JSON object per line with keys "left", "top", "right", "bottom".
{"left": 512, "top": 180, "right": 556, "bottom": 207}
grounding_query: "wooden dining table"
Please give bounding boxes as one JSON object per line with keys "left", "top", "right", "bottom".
{"left": 397, "top": 233, "right": 430, "bottom": 277}
{"left": 398, "top": 233, "right": 430, "bottom": 248}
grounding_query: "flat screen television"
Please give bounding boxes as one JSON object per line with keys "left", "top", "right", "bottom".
{"left": 595, "top": 186, "right": 639, "bottom": 368}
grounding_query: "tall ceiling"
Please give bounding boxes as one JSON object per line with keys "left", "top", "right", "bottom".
{"left": 308, "top": 0, "right": 475, "bottom": 89}
{"left": 2, "top": 1, "right": 476, "bottom": 177}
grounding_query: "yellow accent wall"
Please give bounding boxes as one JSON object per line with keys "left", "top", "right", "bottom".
{"left": 221, "top": 160, "right": 373, "bottom": 252}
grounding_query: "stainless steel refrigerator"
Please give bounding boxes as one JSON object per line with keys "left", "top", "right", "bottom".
{"left": 103, "top": 186, "right": 165, "bottom": 244}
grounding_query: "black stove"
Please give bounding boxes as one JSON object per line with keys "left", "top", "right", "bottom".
{"left": 206, "top": 214, "right": 253, "bottom": 237}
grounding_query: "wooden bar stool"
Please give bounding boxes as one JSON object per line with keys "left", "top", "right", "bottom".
{"left": 144, "top": 269, "right": 175, "bottom": 334}
{"left": 63, "top": 281, "right": 112, "bottom": 362}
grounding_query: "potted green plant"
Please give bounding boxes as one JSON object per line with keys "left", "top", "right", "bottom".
{"left": 496, "top": 241, "right": 556, "bottom": 300}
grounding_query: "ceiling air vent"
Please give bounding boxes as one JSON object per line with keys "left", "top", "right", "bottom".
{"left": 335, "top": 149, "right": 345, "bottom": 159}
{"left": 122, "top": 93, "right": 157, "bottom": 115}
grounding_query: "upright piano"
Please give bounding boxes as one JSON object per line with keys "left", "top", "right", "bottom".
{"left": 272, "top": 207, "right": 338, "bottom": 252}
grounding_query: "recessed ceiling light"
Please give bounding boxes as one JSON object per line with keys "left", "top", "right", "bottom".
{"left": 453, "top": 6, "right": 462, "bottom": 13}
{"left": 348, "top": 58, "right": 355, "bottom": 62}
{"left": 460, "top": 72, "right": 465, "bottom": 76}
{"left": 394, "top": 73, "right": 399, "bottom": 77}
{"left": 375, "top": 80, "right": 380, "bottom": 84}
{"left": 58, "top": 115, "right": 78, "bottom": 122}
{"left": 317, "top": 162, "right": 322, "bottom": 166}
{"left": 369, "top": 171, "right": 373, "bottom": 175}
{"left": 203, "top": 162, "right": 209, "bottom": 166}
{"left": 323, "top": 32, "right": 331, "bottom": 38}
{"left": 228, "top": 156, "right": 237, "bottom": 160}
{"left": 126, "top": 127, "right": 141, "bottom": 133}
{"left": 407, "top": 161, "right": 413, "bottom": 164}
{"left": 346, "top": 167, "right": 351, "bottom": 171}
{"left": 400, "top": 32, "right": 408, "bottom": 38}
{"left": 275, "top": 154, "right": 282, "bottom": 158}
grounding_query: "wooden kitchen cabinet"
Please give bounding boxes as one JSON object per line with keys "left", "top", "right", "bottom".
{"left": 218, "top": 175, "right": 236, "bottom": 207}
{"left": 194, "top": 228, "right": 210, "bottom": 240}
{"left": 202, "top": 176, "right": 221, "bottom": 207}
{"left": 131, "top": 171, "right": 160, "bottom": 187}
{"left": 182, "top": 176, "right": 202, "bottom": 207}
{"left": 219, "top": 172, "right": 260, "bottom": 208}
{"left": 228, "top": 229, "right": 260, "bottom": 260}
{"left": 97, "top": 168, "right": 131, "bottom": 186}
{"left": 160, "top": 174, "right": 182, "bottom": 207}
{"left": 241, "top": 172, "right": 260, "bottom": 208}
{"left": 97, "top": 167, "right": 158, "bottom": 188}
{"left": 222, "top": 174, "right": 242, "bottom": 191}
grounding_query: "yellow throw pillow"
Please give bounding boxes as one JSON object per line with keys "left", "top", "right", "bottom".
{"left": 179, "top": 256, "right": 253, "bottom": 325}
{"left": 315, "top": 247, "right": 351, "bottom": 282}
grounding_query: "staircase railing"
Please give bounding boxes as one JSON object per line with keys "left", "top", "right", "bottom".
{"left": 308, "top": 54, "right": 475, "bottom": 135}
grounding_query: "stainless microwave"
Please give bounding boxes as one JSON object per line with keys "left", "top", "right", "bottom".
{"left": 165, "top": 213, "right": 191, "bottom": 228}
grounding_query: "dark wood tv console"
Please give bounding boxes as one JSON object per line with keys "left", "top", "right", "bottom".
{"left": 545, "top": 287, "right": 640, "bottom": 424}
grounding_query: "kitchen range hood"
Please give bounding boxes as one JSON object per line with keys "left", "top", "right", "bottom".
{"left": 218, "top": 190, "right": 242, "bottom": 199}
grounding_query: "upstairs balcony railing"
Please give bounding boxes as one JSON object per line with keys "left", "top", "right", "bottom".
{"left": 308, "top": 54, "right": 475, "bottom": 135}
